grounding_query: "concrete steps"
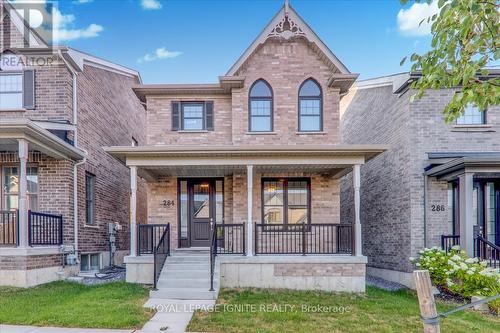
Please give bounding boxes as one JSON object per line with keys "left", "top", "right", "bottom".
{"left": 150, "top": 249, "right": 219, "bottom": 300}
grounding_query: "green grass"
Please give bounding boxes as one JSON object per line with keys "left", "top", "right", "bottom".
{"left": 0, "top": 281, "right": 153, "bottom": 329}
{"left": 188, "top": 286, "right": 500, "bottom": 333}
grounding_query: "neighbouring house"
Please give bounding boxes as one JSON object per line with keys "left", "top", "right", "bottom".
{"left": 0, "top": 1, "right": 146, "bottom": 287}
{"left": 340, "top": 72, "right": 500, "bottom": 288}
{"left": 105, "top": 2, "right": 386, "bottom": 297}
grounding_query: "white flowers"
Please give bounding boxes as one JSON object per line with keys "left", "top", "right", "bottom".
{"left": 451, "top": 245, "right": 461, "bottom": 251}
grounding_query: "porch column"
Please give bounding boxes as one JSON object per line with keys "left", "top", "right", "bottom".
{"left": 353, "top": 164, "right": 362, "bottom": 256}
{"left": 459, "top": 172, "right": 474, "bottom": 257}
{"left": 18, "top": 139, "right": 29, "bottom": 248}
{"left": 246, "top": 165, "right": 253, "bottom": 256}
{"left": 130, "top": 166, "right": 138, "bottom": 257}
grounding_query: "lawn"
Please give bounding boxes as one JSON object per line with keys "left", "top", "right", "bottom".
{"left": 188, "top": 286, "right": 500, "bottom": 333}
{"left": 0, "top": 281, "right": 153, "bottom": 329}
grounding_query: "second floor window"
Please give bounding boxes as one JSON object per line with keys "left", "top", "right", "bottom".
{"left": 299, "top": 78, "right": 322, "bottom": 132}
{"left": 85, "top": 172, "right": 95, "bottom": 225}
{"left": 0, "top": 72, "right": 23, "bottom": 109}
{"left": 171, "top": 101, "right": 214, "bottom": 131}
{"left": 456, "top": 104, "right": 486, "bottom": 125}
{"left": 249, "top": 79, "right": 273, "bottom": 132}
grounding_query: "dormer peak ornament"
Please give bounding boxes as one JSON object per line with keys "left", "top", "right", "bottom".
{"left": 268, "top": 14, "right": 306, "bottom": 40}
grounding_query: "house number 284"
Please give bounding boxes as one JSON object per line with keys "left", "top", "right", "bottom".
{"left": 163, "top": 200, "right": 175, "bottom": 207}
{"left": 431, "top": 204, "right": 445, "bottom": 212}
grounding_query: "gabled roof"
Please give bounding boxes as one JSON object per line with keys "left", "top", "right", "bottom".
{"left": 226, "top": 3, "right": 351, "bottom": 76}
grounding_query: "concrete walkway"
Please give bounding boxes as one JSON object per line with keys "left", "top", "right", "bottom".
{"left": 141, "top": 298, "right": 215, "bottom": 332}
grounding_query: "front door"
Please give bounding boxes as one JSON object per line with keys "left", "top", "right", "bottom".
{"left": 189, "top": 179, "right": 214, "bottom": 247}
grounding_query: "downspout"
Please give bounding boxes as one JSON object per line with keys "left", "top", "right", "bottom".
{"left": 59, "top": 50, "right": 87, "bottom": 254}
{"left": 423, "top": 173, "right": 428, "bottom": 248}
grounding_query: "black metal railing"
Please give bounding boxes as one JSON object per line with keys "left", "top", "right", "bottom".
{"left": 153, "top": 224, "right": 170, "bottom": 289}
{"left": 474, "top": 235, "right": 500, "bottom": 269}
{"left": 254, "top": 223, "right": 352, "bottom": 255}
{"left": 441, "top": 235, "right": 460, "bottom": 253}
{"left": 28, "top": 211, "right": 63, "bottom": 246}
{"left": 138, "top": 224, "right": 170, "bottom": 255}
{"left": 0, "top": 210, "right": 18, "bottom": 246}
{"left": 210, "top": 220, "right": 217, "bottom": 291}
{"left": 215, "top": 224, "right": 246, "bottom": 255}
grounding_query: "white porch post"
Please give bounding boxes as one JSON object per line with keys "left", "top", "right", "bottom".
{"left": 353, "top": 164, "right": 362, "bottom": 256}
{"left": 130, "top": 166, "right": 138, "bottom": 257}
{"left": 246, "top": 165, "right": 254, "bottom": 256}
{"left": 17, "top": 139, "right": 29, "bottom": 248}
{"left": 459, "top": 172, "right": 474, "bottom": 257}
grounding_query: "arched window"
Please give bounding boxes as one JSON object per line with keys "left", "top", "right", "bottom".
{"left": 298, "top": 78, "right": 322, "bottom": 132}
{"left": 249, "top": 79, "right": 273, "bottom": 132}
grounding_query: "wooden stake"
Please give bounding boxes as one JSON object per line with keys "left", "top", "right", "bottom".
{"left": 414, "top": 270, "right": 440, "bottom": 333}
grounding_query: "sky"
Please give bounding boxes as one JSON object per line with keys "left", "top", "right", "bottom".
{"left": 35, "top": 0, "right": 438, "bottom": 83}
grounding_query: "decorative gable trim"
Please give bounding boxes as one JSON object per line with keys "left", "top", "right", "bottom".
{"left": 226, "top": 4, "right": 350, "bottom": 76}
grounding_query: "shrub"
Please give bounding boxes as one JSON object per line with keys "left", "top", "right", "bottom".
{"left": 410, "top": 246, "right": 500, "bottom": 313}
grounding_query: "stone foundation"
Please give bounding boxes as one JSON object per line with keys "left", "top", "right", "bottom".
{"left": 0, "top": 247, "right": 78, "bottom": 287}
{"left": 366, "top": 266, "right": 414, "bottom": 289}
{"left": 219, "top": 256, "right": 367, "bottom": 292}
{"left": 124, "top": 255, "right": 154, "bottom": 285}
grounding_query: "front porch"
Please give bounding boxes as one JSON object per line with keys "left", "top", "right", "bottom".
{"left": 426, "top": 154, "right": 500, "bottom": 267}
{"left": 0, "top": 119, "right": 85, "bottom": 287}
{"left": 105, "top": 144, "right": 386, "bottom": 292}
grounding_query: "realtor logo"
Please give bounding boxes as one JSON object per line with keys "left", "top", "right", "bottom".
{"left": 1, "top": 0, "right": 55, "bottom": 52}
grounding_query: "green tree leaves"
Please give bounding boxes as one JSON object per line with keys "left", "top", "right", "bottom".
{"left": 401, "top": 0, "right": 500, "bottom": 122}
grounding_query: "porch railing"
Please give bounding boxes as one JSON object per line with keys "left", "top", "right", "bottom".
{"left": 0, "top": 210, "right": 18, "bottom": 246}
{"left": 441, "top": 235, "right": 460, "bottom": 253}
{"left": 254, "top": 223, "right": 352, "bottom": 255}
{"left": 138, "top": 224, "right": 170, "bottom": 255}
{"left": 474, "top": 235, "right": 500, "bottom": 269}
{"left": 153, "top": 224, "right": 170, "bottom": 289}
{"left": 28, "top": 211, "right": 63, "bottom": 246}
{"left": 215, "top": 224, "right": 246, "bottom": 255}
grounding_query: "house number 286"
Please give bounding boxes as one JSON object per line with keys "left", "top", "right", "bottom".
{"left": 431, "top": 205, "right": 445, "bottom": 212}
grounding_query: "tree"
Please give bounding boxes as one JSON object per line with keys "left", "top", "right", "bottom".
{"left": 401, "top": 0, "right": 500, "bottom": 122}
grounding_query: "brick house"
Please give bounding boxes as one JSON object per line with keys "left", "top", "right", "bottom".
{"left": 105, "top": 3, "right": 386, "bottom": 295}
{"left": 0, "top": 1, "right": 146, "bottom": 287}
{"left": 340, "top": 72, "right": 500, "bottom": 287}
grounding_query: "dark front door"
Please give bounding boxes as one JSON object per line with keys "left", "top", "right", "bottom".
{"left": 189, "top": 179, "right": 214, "bottom": 247}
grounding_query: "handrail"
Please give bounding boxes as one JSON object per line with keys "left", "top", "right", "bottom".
{"left": 28, "top": 210, "right": 63, "bottom": 246}
{"left": 254, "top": 223, "right": 352, "bottom": 255}
{"left": 441, "top": 234, "right": 460, "bottom": 253}
{"left": 215, "top": 224, "right": 246, "bottom": 255}
{"left": 138, "top": 224, "right": 170, "bottom": 255}
{"left": 0, "top": 210, "right": 18, "bottom": 246}
{"left": 209, "top": 219, "right": 216, "bottom": 291}
{"left": 474, "top": 235, "right": 500, "bottom": 268}
{"left": 153, "top": 223, "right": 170, "bottom": 289}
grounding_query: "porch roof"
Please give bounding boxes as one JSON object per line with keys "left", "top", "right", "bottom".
{"left": 426, "top": 155, "right": 500, "bottom": 180}
{"left": 0, "top": 119, "right": 86, "bottom": 161}
{"left": 104, "top": 144, "right": 387, "bottom": 179}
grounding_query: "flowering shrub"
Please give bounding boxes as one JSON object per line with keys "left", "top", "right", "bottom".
{"left": 410, "top": 246, "right": 500, "bottom": 313}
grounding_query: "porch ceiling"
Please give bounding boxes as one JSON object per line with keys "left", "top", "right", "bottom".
{"left": 140, "top": 164, "right": 350, "bottom": 178}
{"left": 0, "top": 119, "right": 85, "bottom": 161}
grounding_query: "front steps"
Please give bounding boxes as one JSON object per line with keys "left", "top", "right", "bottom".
{"left": 149, "top": 248, "right": 219, "bottom": 300}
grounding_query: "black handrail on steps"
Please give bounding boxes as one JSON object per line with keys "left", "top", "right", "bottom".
{"left": 153, "top": 223, "right": 170, "bottom": 290}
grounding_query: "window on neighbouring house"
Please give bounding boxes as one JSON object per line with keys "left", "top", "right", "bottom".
{"left": 0, "top": 72, "right": 23, "bottom": 109}
{"left": 299, "top": 79, "right": 322, "bottom": 132}
{"left": 80, "top": 253, "right": 100, "bottom": 272}
{"left": 456, "top": 104, "right": 486, "bottom": 125}
{"left": 85, "top": 172, "right": 95, "bottom": 225}
{"left": 262, "top": 178, "right": 310, "bottom": 225}
{"left": 2, "top": 166, "right": 38, "bottom": 211}
{"left": 249, "top": 79, "right": 273, "bottom": 132}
